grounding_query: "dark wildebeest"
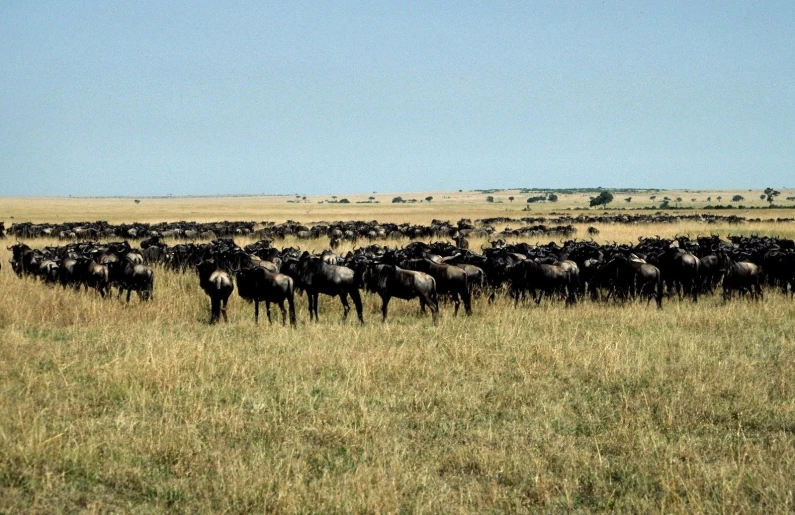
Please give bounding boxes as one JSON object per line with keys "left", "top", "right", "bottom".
{"left": 73, "top": 257, "right": 110, "bottom": 297}
{"left": 362, "top": 263, "right": 439, "bottom": 323}
{"left": 654, "top": 247, "right": 700, "bottom": 302}
{"left": 197, "top": 259, "right": 234, "bottom": 324}
{"left": 37, "top": 258, "right": 60, "bottom": 284}
{"left": 58, "top": 256, "right": 81, "bottom": 289}
{"left": 8, "top": 243, "right": 36, "bottom": 276}
{"left": 283, "top": 254, "right": 364, "bottom": 323}
{"left": 452, "top": 263, "right": 486, "bottom": 297}
{"left": 400, "top": 258, "right": 471, "bottom": 316}
{"left": 604, "top": 254, "right": 663, "bottom": 308}
{"left": 508, "top": 259, "right": 576, "bottom": 306}
{"left": 107, "top": 257, "right": 154, "bottom": 302}
{"left": 236, "top": 266, "right": 297, "bottom": 326}
{"left": 698, "top": 254, "right": 722, "bottom": 294}
{"left": 718, "top": 251, "right": 763, "bottom": 301}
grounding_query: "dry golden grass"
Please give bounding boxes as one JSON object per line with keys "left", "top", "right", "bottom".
{"left": 1, "top": 194, "right": 795, "bottom": 512}
{"left": 2, "top": 188, "right": 795, "bottom": 225}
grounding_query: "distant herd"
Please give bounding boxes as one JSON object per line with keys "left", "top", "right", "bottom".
{"left": 5, "top": 225, "right": 794, "bottom": 325}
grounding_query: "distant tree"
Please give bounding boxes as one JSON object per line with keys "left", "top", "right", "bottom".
{"left": 589, "top": 190, "right": 614, "bottom": 208}
{"left": 392, "top": 196, "right": 405, "bottom": 203}
{"left": 760, "top": 194, "right": 767, "bottom": 200}
{"left": 706, "top": 196, "right": 711, "bottom": 202}
{"left": 368, "top": 196, "right": 375, "bottom": 201}
{"left": 716, "top": 196, "right": 722, "bottom": 202}
{"left": 649, "top": 195, "right": 657, "bottom": 200}
{"left": 764, "top": 187, "right": 780, "bottom": 204}
{"left": 691, "top": 198, "right": 696, "bottom": 202}
{"left": 425, "top": 196, "right": 433, "bottom": 202}
{"left": 508, "top": 196, "right": 514, "bottom": 203}
{"left": 547, "top": 193, "right": 558, "bottom": 202}
{"left": 624, "top": 197, "right": 632, "bottom": 203}
{"left": 486, "top": 196, "right": 494, "bottom": 203}
{"left": 732, "top": 195, "right": 744, "bottom": 202}
{"left": 526, "top": 196, "right": 546, "bottom": 203}
{"left": 134, "top": 199, "right": 140, "bottom": 204}
{"left": 660, "top": 199, "right": 671, "bottom": 209}
{"left": 339, "top": 198, "right": 350, "bottom": 204}
{"left": 675, "top": 197, "right": 683, "bottom": 207}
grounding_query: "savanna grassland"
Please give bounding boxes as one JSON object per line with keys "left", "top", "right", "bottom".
{"left": 1, "top": 191, "right": 795, "bottom": 513}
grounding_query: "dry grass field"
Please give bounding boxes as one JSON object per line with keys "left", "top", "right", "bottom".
{"left": 1, "top": 192, "right": 795, "bottom": 512}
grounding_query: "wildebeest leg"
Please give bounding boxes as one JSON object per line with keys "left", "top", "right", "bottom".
{"left": 265, "top": 300, "right": 273, "bottom": 324}
{"left": 210, "top": 298, "right": 220, "bottom": 324}
{"left": 380, "top": 295, "right": 390, "bottom": 322}
{"left": 426, "top": 295, "right": 439, "bottom": 325}
{"left": 276, "top": 301, "right": 287, "bottom": 326}
{"left": 287, "top": 295, "right": 297, "bottom": 327}
{"left": 339, "top": 293, "right": 350, "bottom": 321}
{"left": 311, "top": 293, "right": 321, "bottom": 321}
{"left": 307, "top": 292, "right": 315, "bottom": 322}
{"left": 254, "top": 300, "right": 260, "bottom": 323}
{"left": 350, "top": 288, "right": 364, "bottom": 324}
{"left": 419, "top": 297, "right": 427, "bottom": 314}
{"left": 451, "top": 291, "right": 460, "bottom": 316}
{"left": 221, "top": 298, "right": 229, "bottom": 323}
{"left": 126, "top": 288, "right": 132, "bottom": 303}
{"left": 462, "top": 287, "right": 472, "bottom": 315}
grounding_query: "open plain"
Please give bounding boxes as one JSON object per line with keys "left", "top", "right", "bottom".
{"left": 1, "top": 190, "right": 794, "bottom": 513}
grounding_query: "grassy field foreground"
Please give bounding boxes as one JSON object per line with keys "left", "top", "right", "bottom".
{"left": 1, "top": 252, "right": 794, "bottom": 512}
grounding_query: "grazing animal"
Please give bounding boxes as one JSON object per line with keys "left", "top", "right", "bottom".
{"left": 508, "top": 259, "right": 576, "bottom": 306}
{"left": 108, "top": 257, "right": 154, "bottom": 302}
{"left": 197, "top": 259, "right": 234, "bottom": 324}
{"left": 718, "top": 251, "right": 763, "bottom": 301}
{"left": 236, "top": 266, "right": 297, "bottom": 326}
{"left": 73, "top": 257, "right": 110, "bottom": 297}
{"left": 283, "top": 254, "right": 364, "bottom": 323}
{"left": 362, "top": 263, "right": 439, "bottom": 323}
{"left": 400, "top": 258, "right": 471, "bottom": 315}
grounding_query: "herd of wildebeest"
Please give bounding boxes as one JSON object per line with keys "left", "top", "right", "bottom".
{"left": 4, "top": 215, "right": 795, "bottom": 325}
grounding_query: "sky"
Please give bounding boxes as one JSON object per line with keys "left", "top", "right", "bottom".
{"left": 1, "top": 1, "right": 793, "bottom": 197}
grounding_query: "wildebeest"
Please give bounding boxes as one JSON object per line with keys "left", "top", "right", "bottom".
{"left": 8, "top": 243, "right": 36, "bottom": 276}
{"left": 601, "top": 254, "right": 663, "bottom": 308}
{"left": 507, "top": 259, "right": 576, "bottom": 306}
{"left": 652, "top": 246, "right": 700, "bottom": 302}
{"left": 718, "top": 251, "right": 764, "bottom": 301}
{"left": 236, "top": 265, "right": 297, "bottom": 326}
{"left": 73, "top": 257, "right": 110, "bottom": 297}
{"left": 197, "top": 259, "right": 234, "bottom": 324}
{"left": 107, "top": 257, "right": 154, "bottom": 302}
{"left": 282, "top": 254, "right": 364, "bottom": 323}
{"left": 400, "top": 258, "right": 471, "bottom": 316}
{"left": 362, "top": 263, "right": 439, "bottom": 323}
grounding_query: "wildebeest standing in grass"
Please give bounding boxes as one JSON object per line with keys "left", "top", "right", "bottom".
{"left": 73, "top": 257, "right": 110, "bottom": 297}
{"left": 362, "top": 263, "right": 439, "bottom": 324}
{"left": 197, "top": 259, "right": 234, "bottom": 324}
{"left": 282, "top": 253, "right": 364, "bottom": 324}
{"left": 718, "top": 250, "right": 764, "bottom": 301}
{"left": 236, "top": 265, "right": 297, "bottom": 326}
{"left": 400, "top": 258, "right": 471, "bottom": 316}
{"left": 603, "top": 254, "right": 663, "bottom": 308}
{"left": 507, "top": 259, "right": 577, "bottom": 306}
{"left": 107, "top": 257, "right": 154, "bottom": 302}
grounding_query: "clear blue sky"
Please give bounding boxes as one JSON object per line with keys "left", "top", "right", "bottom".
{"left": 1, "top": 1, "right": 793, "bottom": 196}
